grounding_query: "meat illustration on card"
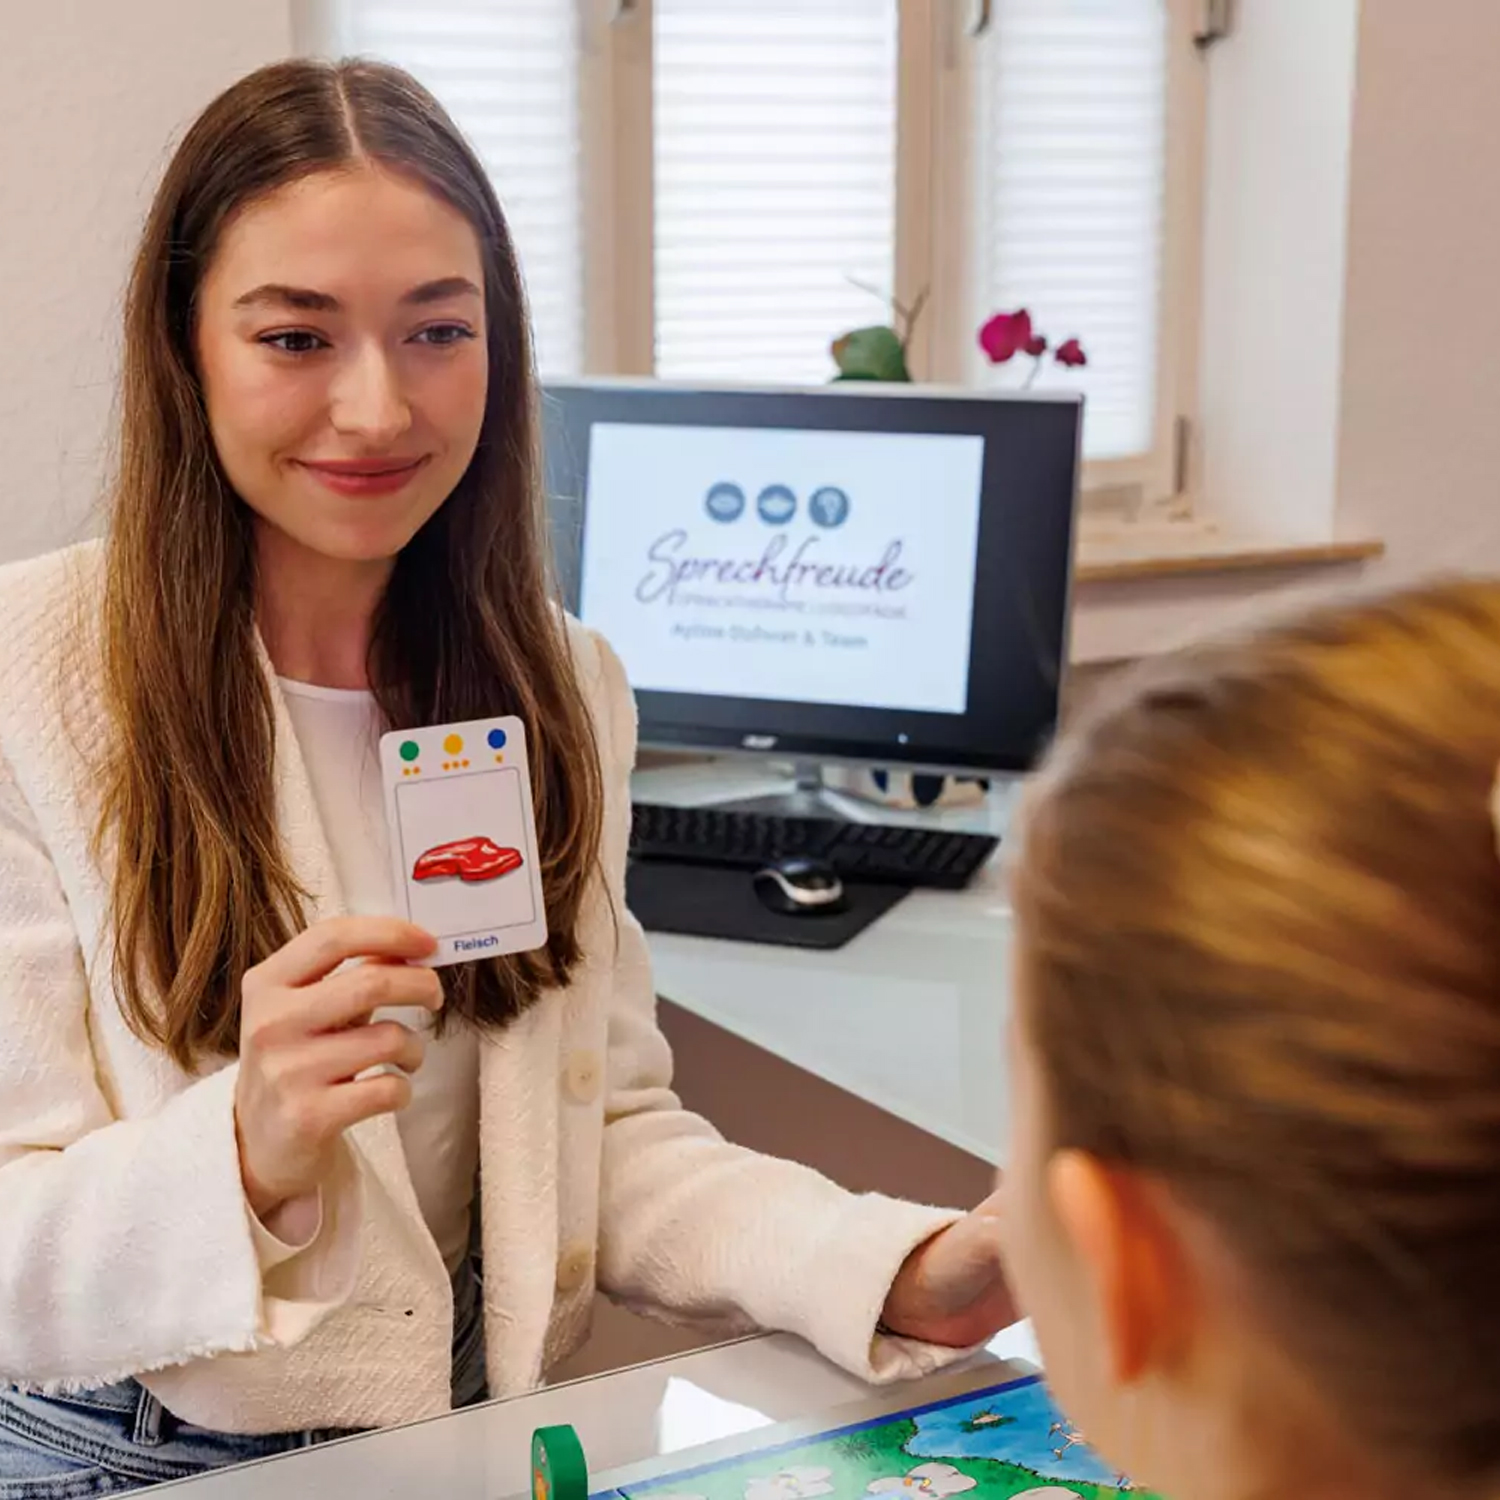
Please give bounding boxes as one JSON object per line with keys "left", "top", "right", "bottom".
{"left": 411, "top": 836, "right": 524, "bottom": 884}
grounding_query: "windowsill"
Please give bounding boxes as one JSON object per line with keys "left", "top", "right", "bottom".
{"left": 1076, "top": 523, "right": 1385, "bottom": 583}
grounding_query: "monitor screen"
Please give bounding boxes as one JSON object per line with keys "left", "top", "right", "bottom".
{"left": 543, "top": 381, "right": 1080, "bottom": 776}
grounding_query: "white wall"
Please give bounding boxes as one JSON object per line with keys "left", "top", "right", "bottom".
{"left": 0, "top": 1, "right": 293, "bottom": 565}
{"left": 1335, "top": 0, "right": 1500, "bottom": 582}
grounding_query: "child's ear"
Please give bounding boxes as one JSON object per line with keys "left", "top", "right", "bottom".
{"left": 1047, "top": 1150, "right": 1195, "bottom": 1384}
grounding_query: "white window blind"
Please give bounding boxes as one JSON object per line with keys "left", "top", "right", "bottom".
{"left": 652, "top": 0, "right": 899, "bottom": 385}
{"left": 970, "top": 0, "right": 1169, "bottom": 460}
{"left": 330, "top": 0, "right": 584, "bottom": 377}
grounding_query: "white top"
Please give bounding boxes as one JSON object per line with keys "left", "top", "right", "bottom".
{"left": 279, "top": 678, "right": 481, "bottom": 1276}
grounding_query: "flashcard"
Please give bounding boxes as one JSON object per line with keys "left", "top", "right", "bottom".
{"left": 378, "top": 716, "right": 548, "bottom": 967}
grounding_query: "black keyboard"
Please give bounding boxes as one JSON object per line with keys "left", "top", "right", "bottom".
{"left": 629, "top": 802, "right": 998, "bottom": 891}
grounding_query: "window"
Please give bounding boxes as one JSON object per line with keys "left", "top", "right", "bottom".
{"left": 921, "top": 0, "right": 1205, "bottom": 501}
{"left": 314, "top": 0, "right": 1204, "bottom": 505}
{"left": 969, "top": 0, "right": 1169, "bottom": 460}
{"left": 325, "top": 0, "right": 585, "bottom": 376}
{"left": 652, "top": 0, "right": 899, "bottom": 385}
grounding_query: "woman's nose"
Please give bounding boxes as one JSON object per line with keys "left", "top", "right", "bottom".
{"left": 329, "top": 343, "right": 412, "bottom": 445}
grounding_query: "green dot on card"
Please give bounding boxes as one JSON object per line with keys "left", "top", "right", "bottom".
{"left": 399, "top": 740, "right": 420, "bottom": 762}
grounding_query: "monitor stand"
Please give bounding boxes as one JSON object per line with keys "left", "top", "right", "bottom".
{"left": 711, "top": 761, "right": 860, "bottom": 822}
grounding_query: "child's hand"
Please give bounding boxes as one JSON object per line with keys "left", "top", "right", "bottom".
{"left": 879, "top": 1188, "right": 1015, "bottom": 1347}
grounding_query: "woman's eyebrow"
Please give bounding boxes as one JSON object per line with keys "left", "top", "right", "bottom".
{"left": 401, "top": 276, "right": 482, "bottom": 306}
{"left": 230, "top": 276, "right": 481, "bottom": 312}
{"left": 232, "top": 284, "right": 339, "bottom": 312}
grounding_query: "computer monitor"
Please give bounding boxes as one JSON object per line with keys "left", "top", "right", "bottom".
{"left": 542, "top": 379, "right": 1080, "bottom": 798}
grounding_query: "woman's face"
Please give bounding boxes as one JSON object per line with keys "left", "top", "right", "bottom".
{"left": 194, "top": 163, "right": 489, "bottom": 569}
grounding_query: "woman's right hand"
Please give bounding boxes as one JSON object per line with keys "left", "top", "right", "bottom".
{"left": 234, "top": 916, "right": 442, "bottom": 1222}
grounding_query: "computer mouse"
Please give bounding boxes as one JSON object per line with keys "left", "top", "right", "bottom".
{"left": 752, "top": 856, "right": 847, "bottom": 917}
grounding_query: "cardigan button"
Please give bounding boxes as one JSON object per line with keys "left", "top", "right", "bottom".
{"left": 555, "top": 1244, "right": 594, "bottom": 1294}
{"left": 563, "top": 1051, "right": 602, "bottom": 1105}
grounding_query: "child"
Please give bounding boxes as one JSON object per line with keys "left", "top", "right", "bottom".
{"left": 1001, "top": 579, "right": 1500, "bottom": 1500}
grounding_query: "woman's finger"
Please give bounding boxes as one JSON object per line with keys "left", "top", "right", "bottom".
{"left": 248, "top": 1020, "right": 426, "bottom": 1098}
{"left": 312, "top": 1019, "right": 427, "bottom": 1084}
{"left": 320, "top": 1072, "right": 417, "bottom": 1136}
{"left": 291, "top": 958, "right": 444, "bottom": 1036}
{"left": 252, "top": 916, "right": 437, "bottom": 991}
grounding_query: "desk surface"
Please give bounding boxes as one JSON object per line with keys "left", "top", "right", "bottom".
{"left": 161, "top": 1326, "right": 1043, "bottom": 1498}
{"left": 635, "top": 764, "right": 1015, "bottom": 1165}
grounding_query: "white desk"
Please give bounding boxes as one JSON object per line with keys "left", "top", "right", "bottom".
{"left": 159, "top": 1327, "right": 1044, "bottom": 1498}
{"left": 634, "top": 764, "right": 1017, "bottom": 1166}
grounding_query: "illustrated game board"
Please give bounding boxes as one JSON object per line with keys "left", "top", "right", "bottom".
{"left": 589, "top": 1370, "right": 1156, "bottom": 1500}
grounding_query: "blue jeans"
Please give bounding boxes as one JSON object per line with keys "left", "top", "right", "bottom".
{"left": 0, "top": 1259, "right": 488, "bottom": 1496}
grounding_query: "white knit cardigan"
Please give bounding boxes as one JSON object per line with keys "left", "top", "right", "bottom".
{"left": 0, "top": 543, "right": 960, "bottom": 1435}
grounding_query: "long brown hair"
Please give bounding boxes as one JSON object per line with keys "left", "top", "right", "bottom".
{"left": 98, "top": 58, "right": 603, "bottom": 1068}
{"left": 1013, "top": 580, "right": 1500, "bottom": 1492}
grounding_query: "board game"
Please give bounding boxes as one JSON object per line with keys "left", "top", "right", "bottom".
{"left": 586, "top": 1369, "right": 1155, "bottom": 1500}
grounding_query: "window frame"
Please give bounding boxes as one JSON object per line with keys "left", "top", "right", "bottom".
{"left": 580, "top": 0, "right": 654, "bottom": 375}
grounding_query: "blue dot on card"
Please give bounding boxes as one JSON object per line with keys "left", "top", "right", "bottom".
{"left": 487, "top": 728, "right": 507, "bottom": 750}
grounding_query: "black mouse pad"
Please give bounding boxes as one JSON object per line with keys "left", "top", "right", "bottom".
{"left": 626, "top": 859, "right": 911, "bottom": 951}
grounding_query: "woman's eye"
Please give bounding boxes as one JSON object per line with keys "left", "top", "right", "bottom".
{"left": 413, "top": 323, "right": 478, "bottom": 348}
{"left": 259, "top": 330, "right": 327, "bottom": 354}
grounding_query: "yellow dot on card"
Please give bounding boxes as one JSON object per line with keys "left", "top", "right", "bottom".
{"left": 494, "top": 753, "right": 505, "bottom": 764}
{"left": 461, "top": 758, "right": 470, "bottom": 768}
{"left": 443, "top": 733, "right": 464, "bottom": 755}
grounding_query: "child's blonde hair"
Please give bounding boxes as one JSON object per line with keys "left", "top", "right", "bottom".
{"left": 1014, "top": 578, "right": 1500, "bottom": 1490}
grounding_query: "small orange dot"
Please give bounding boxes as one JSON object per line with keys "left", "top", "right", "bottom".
{"left": 461, "top": 758, "right": 470, "bottom": 768}
{"left": 494, "top": 753, "right": 505, "bottom": 764}
{"left": 413, "top": 766, "right": 421, "bottom": 775}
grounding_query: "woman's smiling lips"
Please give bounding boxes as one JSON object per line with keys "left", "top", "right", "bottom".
{"left": 295, "top": 455, "right": 431, "bottom": 496}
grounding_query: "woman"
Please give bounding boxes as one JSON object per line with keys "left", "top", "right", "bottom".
{"left": 0, "top": 59, "right": 1011, "bottom": 1491}
{"left": 1000, "top": 581, "right": 1500, "bottom": 1498}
